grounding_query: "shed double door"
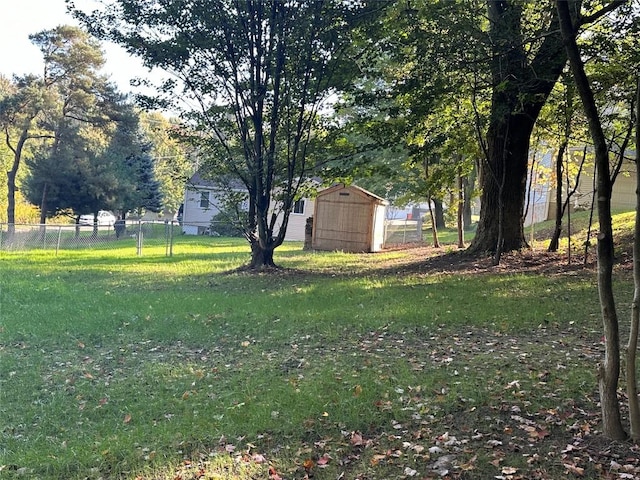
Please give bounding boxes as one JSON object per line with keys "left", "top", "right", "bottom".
{"left": 314, "top": 193, "right": 372, "bottom": 252}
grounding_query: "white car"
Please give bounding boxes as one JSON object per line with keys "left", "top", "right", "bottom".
{"left": 79, "top": 210, "right": 116, "bottom": 226}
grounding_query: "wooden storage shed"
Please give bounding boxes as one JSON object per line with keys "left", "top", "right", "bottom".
{"left": 312, "top": 184, "right": 388, "bottom": 253}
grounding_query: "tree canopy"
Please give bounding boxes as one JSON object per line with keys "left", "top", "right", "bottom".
{"left": 2, "top": 25, "right": 180, "bottom": 226}
{"left": 72, "top": 0, "right": 389, "bottom": 268}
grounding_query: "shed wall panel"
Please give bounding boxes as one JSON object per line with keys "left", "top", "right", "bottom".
{"left": 313, "top": 189, "right": 379, "bottom": 252}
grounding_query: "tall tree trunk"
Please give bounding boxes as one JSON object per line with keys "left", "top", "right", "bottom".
{"left": 433, "top": 199, "right": 445, "bottom": 229}
{"left": 557, "top": 0, "right": 626, "bottom": 440}
{"left": 457, "top": 172, "right": 465, "bottom": 248}
{"left": 469, "top": 0, "right": 577, "bottom": 256}
{"left": 548, "top": 141, "right": 568, "bottom": 252}
{"left": 583, "top": 168, "right": 597, "bottom": 265}
{"left": 6, "top": 169, "right": 17, "bottom": 234}
{"left": 475, "top": 115, "right": 534, "bottom": 257}
{"left": 6, "top": 128, "right": 30, "bottom": 236}
{"left": 627, "top": 77, "right": 640, "bottom": 440}
{"left": 427, "top": 196, "right": 440, "bottom": 248}
{"left": 39, "top": 183, "right": 49, "bottom": 225}
{"left": 462, "top": 170, "right": 474, "bottom": 229}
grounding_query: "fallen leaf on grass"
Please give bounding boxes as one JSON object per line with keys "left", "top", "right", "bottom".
{"left": 123, "top": 413, "right": 132, "bottom": 424}
{"left": 458, "top": 455, "right": 477, "bottom": 471}
{"left": 404, "top": 466, "right": 418, "bottom": 476}
{"left": 268, "top": 465, "right": 282, "bottom": 480}
{"left": 563, "top": 463, "right": 585, "bottom": 476}
{"left": 351, "top": 432, "right": 363, "bottom": 446}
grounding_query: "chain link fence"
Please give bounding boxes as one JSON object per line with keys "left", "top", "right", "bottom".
{"left": 0, "top": 221, "right": 180, "bottom": 255}
{"left": 0, "top": 217, "right": 431, "bottom": 255}
{"left": 383, "top": 218, "right": 426, "bottom": 245}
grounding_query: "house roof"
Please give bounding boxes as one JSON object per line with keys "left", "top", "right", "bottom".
{"left": 188, "top": 171, "right": 323, "bottom": 193}
{"left": 317, "top": 183, "right": 389, "bottom": 205}
{"left": 187, "top": 171, "right": 246, "bottom": 190}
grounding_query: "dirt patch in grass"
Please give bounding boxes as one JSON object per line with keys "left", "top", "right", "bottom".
{"left": 373, "top": 244, "right": 598, "bottom": 277}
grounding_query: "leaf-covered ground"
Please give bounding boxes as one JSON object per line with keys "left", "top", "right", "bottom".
{"left": 179, "top": 248, "right": 640, "bottom": 480}
{"left": 3, "top": 245, "right": 640, "bottom": 480}
{"left": 135, "top": 320, "right": 640, "bottom": 479}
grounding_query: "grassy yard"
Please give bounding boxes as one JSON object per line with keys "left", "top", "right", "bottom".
{"left": 0, "top": 225, "right": 639, "bottom": 479}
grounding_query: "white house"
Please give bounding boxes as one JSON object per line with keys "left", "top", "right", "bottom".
{"left": 525, "top": 147, "right": 637, "bottom": 226}
{"left": 181, "top": 172, "right": 314, "bottom": 241}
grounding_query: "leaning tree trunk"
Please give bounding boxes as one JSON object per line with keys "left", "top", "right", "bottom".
{"left": 557, "top": 0, "right": 626, "bottom": 440}
{"left": 6, "top": 128, "right": 29, "bottom": 236}
{"left": 427, "top": 196, "right": 440, "bottom": 248}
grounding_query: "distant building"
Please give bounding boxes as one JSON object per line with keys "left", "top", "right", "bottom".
{"left": 181, "top": 172, "right": 313, "bottom": 241}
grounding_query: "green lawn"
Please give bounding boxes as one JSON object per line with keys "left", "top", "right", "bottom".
{"left": 0, "top": 233, "right": 637, "bottom": 479}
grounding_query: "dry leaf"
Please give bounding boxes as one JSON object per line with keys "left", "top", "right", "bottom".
{"left": 268, "top": 466, "right": 282, "bottom": 480}
{"left": 351, "top": 432, "right": 364, "bottom": 446}
{"left": 563, "top": 463, "right": 585, "bottom": 476}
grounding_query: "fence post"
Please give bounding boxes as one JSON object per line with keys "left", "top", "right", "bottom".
{"left": 403, "top": 218, "right": 407, "bottom": 244}
{"left": 55, "top": 226, "right": 62, "bottom": 255}
{"left": 136, "top": 221, "right": 143, "bottom": 256}
{"left": 165, "top": 220, "right": 174, "bottom": 257}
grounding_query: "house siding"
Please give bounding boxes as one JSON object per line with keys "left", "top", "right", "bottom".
{"left": 181, "top": 174, "right": 313, "bottom": 240}
{"left": 182, "top": 186, "right": 223, "bottom": 235}
{"left": 545, "top": 157, "right": 637, "bottom": 221}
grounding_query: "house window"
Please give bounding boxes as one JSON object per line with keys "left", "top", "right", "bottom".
{"left": 200, "top": 192, "right": 210, "bottom": 208}
{"left": 293, "top": 199, "right": 305, "bottom": 214}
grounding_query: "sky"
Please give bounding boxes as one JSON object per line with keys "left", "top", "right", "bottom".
{"left": 0, "top": 0, "right": 150, "bottom": 94}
